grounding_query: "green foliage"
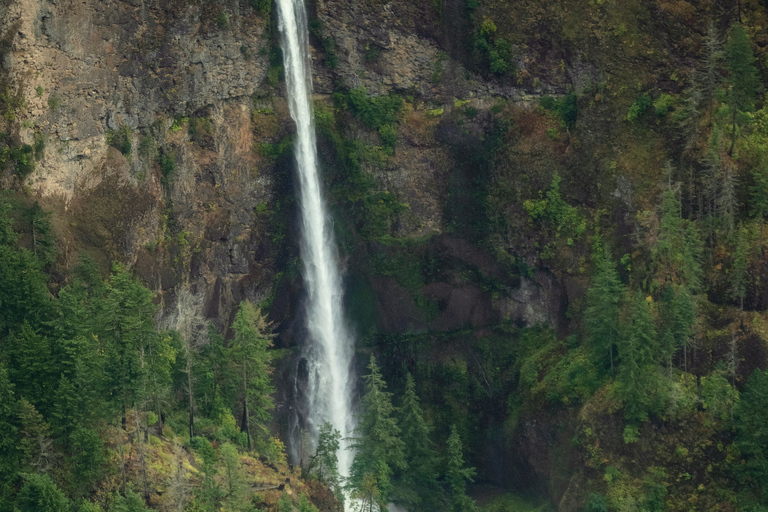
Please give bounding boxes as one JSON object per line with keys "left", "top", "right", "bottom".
{"left": 726, "top": 24, "right": 758, "bottom": 118}
{"left": 15, "top": 473, "right": 69, "bottom": 512}
{"left": 585, "top": 493, "right": 609, "bottom": 512}
{"left": 616, "top": 293, "right": 663, "bottom": 427}
{"left": 473, "top": 18, "right": 514, "bottom": 76}
{"left": 107, "top": 125, "right": 132, "bottom": 157}
{"left": 297, "top": 493, "right": 318, "bottom": 512}
{"left": 215, "top": 12, "right": 229, "bottom": 28}
{"left": 585, "top": 247, "right": 625, "bottom": 375}
{"left": 229, "top": 301, "right": 274, "bottom": 449}
{"left": 158, "top": 152, "right": 175, "bottom": 185}
{"left": 736, "top": 368, "right": 768, "bottom": 504}
{"left": 350, "top": 356, "right": 406, "bottom": 511}
{"left": 540, "top": 94, "right": 578, "bottom": 129}
{"left": 627, "top": 93, "right": 652, "bottom": 122}
{"left": 309, "top": 423, "right": 342, "bottom": 500}
{"left": 523, "top": 174, "right": 586, "bottom": 246}
{"left": 110, "top": 490, "right": 150, "bottom": 512}
{"left": 653, "top": 94, "right": 675, "bottom": 117}
{"left": 444, "top": 425, "right": 478, "bottom": 512}
{"left": 345, "top": 87, "right": 404, "bottom": 130}
{"left": 394, "top": 373, "right": 441, "bottom": 510}
{"left": 250, "top": 0, "right": 270, "bottom": 15}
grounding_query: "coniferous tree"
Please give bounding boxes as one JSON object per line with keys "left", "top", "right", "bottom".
{"left": 726, "top": 24, "right": 759, "bottom": 154}
{"left": 443, "top": 425, "right": 478, "bottom": 512}
{"left": 229, "top": 301, "right": 274, "bottom": 450}
{"left": 750, "top": 165, "right": 768, "bottom": 245}
{"left": 735, "top": 368, "right": 768, "bottom": 505}
{"left": 17, "top": 398, "right": 54, "bottom": 474}
{"left": 395, "top": 373, "right": 440, "bottom": 510}
{"left": 349, "top": 355, "right": 406, "bottom": 511}
{"left": 14, "top": 473, "right": 69, "bottom": 512}
{"left": 585, "top": 246, "right": 624, "bottom": 376}
{"left": 0, "top": 364, "right": 19, "bottom": 486}
{"left": 219, "top": 443, "right": 247, "bottom": 510}
{"left": 310, "top": 423, "right": 342, "bottom": 501}
{"left": 98, "top": 264, "right": 156, "bottom": 430}
{"left": 703, "top": 22, "right": 724, "bottom": 126}
{"left": 617, "top": 293, "right": 660, "bottom": 427}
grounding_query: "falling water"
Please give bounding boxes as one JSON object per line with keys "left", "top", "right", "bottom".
{"left": 276, "top": 0, "right": 356, "bottom": 489}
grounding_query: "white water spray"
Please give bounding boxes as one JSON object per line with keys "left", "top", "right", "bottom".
{"left": 276, "top": 0, "right": 356, "bottom": 489}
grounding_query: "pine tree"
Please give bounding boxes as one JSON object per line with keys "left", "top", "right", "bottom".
{"left": 444, "top": 425, "right": 478, "bottom": 512}
{"left": 726, "top": 24, "right": 759, "bottom": 154}
{"left": 229, "top": 301, "right": 274, "bottom": 450}
{"left": 585, "top": 247, "right": 625, "bottom": 376}
{"left": 395, "top": 373, "right": 441, "bottom": 510}
{"left": 349, "top": 355, "right": 406, "bottom": 511}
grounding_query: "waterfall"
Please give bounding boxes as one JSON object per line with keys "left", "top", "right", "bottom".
{"left": 276, "top": 0, "right": 356, "bottom": 491}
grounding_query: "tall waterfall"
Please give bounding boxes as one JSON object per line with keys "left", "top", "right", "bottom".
{"left": 276, "top": 0, "right": 356, "bottom": 488}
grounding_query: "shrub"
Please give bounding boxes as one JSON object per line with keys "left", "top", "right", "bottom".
{"left": 627, "top": 93, "right": 652, "bottom": 122}
{"left": 107, "top": 125, "right": 132, "bottom": 156}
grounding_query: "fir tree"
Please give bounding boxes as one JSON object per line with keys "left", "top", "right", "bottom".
{"left": 726, "top": 24, "right": 759, "bottom": 154}
{"left": 311, "top": 423, "right": 342, "bottom": 501}
{"left": 15, "top": 473, "right": 69, "bottom": 512}
{"left": 395, "top": 373, "right": 440, "bottom": 510}
{"left": 617, "top": 293, "right": 660, "bottom": 426}
{"left": 98, "top": 264, "right": 157, "bottom": 429}
{"left": 735, "top": 368, "right": 768, "bottom": 504}
{"left": 229, "top": 301, "right": 274, "bottom": 450}
{"left": 585, "top": 246, "right": 624, "bottom": 376}
{"left": 349, "top": 355, "right": 406, "bottom": 511}
{"left": 443, "top": 425, "right": 478, "bottom": 512}
{"left": 0, "top": 364, "right": 19, "bottom": 486}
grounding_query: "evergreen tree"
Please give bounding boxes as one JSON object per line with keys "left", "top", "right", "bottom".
{"left": 731, "top": 223, "right": 750, "bottom": 310}
{"left": 17, "top": 398, "right": 54, "bottom": 473}
{"left": 219, "top": 443, "right": 248, "bottom": 510}
{"left": 750, "top": 165, "right": 768, "bottom": 244}
{"left": 14, "top": 473, "right": 69, "bottom": 512}
{"left": 310, "top": 423, "right": 342, "bottom": 501}
{"left": 443, "top": 425, "right": 478, "bottom": 512}
{"left": 726, "top": 24, "right": 759, "bottom": 154}
{"left": 0, "top": 364, "right": 19, "bottom": 486}
{"left": 735, "top": 368, "right": 768, "bottom": 504}
{"left": 297, "top": 493, "right": 318, "bottom": 512}
{"left": 349, "top": 355, "right": 406, "bottom": 511}
{"left": 395, "top": 373, "right": 441, "bottom": 510}
{"left": 617, "top": 293, "right": 660, "bottom": 426}
{"left": 585, "top": 246, "right": 625, "bottom": 376}
{"left": 702, "top": 21, "right": 724, "bottom": 126}
{"left": 278, "top": 490, "right": 293, "bottom": 512}
{"left": 98, "top": 264, "right": 156, "bottom": 429}
{"left": 229, "top": 301, "right": 274, "bottom": 450}
{"left": 23, "top": 201, "right": 55, "bottom": 266}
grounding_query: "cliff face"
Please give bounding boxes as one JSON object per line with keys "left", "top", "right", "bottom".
{"left": 0, "top": 0, "right": 282, "bottom": 330}
{"left": 6, "top": 0, "right": 763, "bottom": 508}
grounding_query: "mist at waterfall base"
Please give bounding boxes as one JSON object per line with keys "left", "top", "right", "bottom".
{"left": 275, "top": 0, "right": 357, "bottom": 494}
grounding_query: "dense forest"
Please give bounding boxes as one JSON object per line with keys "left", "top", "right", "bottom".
{"left": 3, "top": 0, "right": 768, "bottom": 511}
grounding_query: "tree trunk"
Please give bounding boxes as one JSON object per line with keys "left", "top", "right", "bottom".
{"left": 241, "top": 401, "right": 251, "bottom": 450}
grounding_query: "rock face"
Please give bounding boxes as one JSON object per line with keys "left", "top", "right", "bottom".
{"left": 0, "top": 0, "right": 568, "bottom": 502}
{"left": 0, "top": 0, "right": 285, "bottom": 331}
